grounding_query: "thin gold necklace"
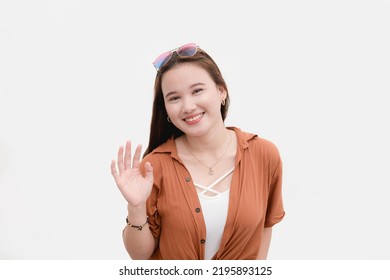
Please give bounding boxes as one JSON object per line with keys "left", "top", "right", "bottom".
{"left": 183, "top": 132, "right": 232, "bottom": 176}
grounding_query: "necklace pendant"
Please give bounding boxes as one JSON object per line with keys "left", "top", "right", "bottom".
{"left": 208, "top": 168, "right": 214, "bottom": 176}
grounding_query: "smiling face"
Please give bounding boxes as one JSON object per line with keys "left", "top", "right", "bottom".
{"left": 161, "top": 63, "right": 227, "bottom": 137}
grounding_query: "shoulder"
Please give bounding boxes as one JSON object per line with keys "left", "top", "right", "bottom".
{"left": 142, "top": 137, "right": 176, "bottom": 163}
{"left": 140, "top": 137, "right": 178, "bottom": 175}
{"left": 231, "top": 126, "right": 281, "bottom": 163}
{"left": 251, "top": 136, "right": 280, "bottom": 159}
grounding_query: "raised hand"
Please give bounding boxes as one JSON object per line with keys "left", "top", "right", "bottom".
{"left": 111, "top": 141, "right": 154, "bottom": 207}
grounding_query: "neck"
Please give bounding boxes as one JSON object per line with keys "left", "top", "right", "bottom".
{"left": 184, "top": 125, "right": 231, "bottom": 155}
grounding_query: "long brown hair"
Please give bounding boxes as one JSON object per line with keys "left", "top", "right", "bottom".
{"left": 143, "top": 48, "right": 230, "bottom": 157}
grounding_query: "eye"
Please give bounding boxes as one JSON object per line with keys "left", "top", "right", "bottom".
{"left": 168, "top": 95, "right": 180, "bottom": 102}
{"left": 193, "top": 88, "right": 203, "bottom": 94}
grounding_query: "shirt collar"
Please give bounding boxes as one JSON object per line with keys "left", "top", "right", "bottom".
{"left": 150, "top": 127, "right": 257, "bottom": 160}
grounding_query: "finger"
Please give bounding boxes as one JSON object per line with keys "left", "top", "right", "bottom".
{"left": 117, "top": 145, "right": 125, "bottom": 174}
{"left": 124, "top": 140, "right": 132, "bottom": 170}
{"left": 144, "top": 161, "right": 154, "bottom": 180}
{"left": 132, "top": 144, "right": 142, "bottom": 168}
{"left": 111, "top": 160, "right": 119, "bottom": 180}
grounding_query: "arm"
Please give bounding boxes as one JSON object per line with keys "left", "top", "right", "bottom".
{"left": 122, "top": 204, "right": 157, "bottom": 260}
{"left": 256, "top": 227, "right": 272, "bottom": 259}
{"left": 257, "top": 141, "right": 284, "bottom": 260}
{"left": 111, "top": 141, "right": 156, "bottom": 259}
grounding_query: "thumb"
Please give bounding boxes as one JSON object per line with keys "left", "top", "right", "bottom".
{"left": 144, "top": 162, "right": 154, "bottom": 179}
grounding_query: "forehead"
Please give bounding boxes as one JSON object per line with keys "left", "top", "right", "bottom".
{"left": 161, "top": 63, "right": 214, "bottom": 91}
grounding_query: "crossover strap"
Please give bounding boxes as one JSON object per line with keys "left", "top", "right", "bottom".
{"left": 194, "top": 167, "right": 235, "bottom": 195}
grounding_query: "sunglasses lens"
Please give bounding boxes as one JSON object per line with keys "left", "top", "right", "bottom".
{"left": 177, "top": 43, "right": 198, "bottom": 57}
{"left": 153, "top": 43, "right": 198, "bottom": 70}
{"left": 153, "top": 51, "right": 173, "bottom": 70}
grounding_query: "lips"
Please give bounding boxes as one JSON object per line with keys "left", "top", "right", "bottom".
{"left": 183, "top": 113, "right": 204, "bottom": 124}
{"left": 184, "top": 113, "right": 203, "bottom": 122}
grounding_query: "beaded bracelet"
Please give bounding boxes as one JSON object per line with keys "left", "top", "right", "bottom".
{"left": 126, "top": 217, "right": 149, "bottom": 231}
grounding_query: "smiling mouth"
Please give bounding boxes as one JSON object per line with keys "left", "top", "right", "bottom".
{"left": 184, "top": 113, "right": 204, "bottom": 122}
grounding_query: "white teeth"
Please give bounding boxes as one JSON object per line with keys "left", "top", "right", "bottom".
{"left": 185, "top": 113, "right": 203, "bottom": 122}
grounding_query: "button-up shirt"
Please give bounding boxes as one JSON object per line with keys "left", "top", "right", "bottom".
{"left": 142, "top": 127, "right": 285, "bottom": 259}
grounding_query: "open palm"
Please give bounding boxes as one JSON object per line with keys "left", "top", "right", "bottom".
{"left": 111, "top": 141, "right": 154, "bottom": 207}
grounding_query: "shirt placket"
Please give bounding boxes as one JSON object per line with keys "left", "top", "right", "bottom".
{"left": 173, "top": 158, "right": 207, "bottom": 259}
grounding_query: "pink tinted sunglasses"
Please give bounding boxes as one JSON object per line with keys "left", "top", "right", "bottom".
{"left": 152, "top": 43, "right": 199, "bottom": 71}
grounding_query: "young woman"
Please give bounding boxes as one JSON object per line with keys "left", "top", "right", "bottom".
{"left": 111, "top": 43, "right": 285, "bottom": 260}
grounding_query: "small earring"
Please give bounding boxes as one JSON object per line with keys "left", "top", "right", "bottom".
{"left": 167, "top": 116, "right": 172, "bottom": 123}
{"left": 221, "top": 99, "right": 226, "bottom": 106}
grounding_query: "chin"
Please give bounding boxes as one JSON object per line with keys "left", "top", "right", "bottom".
{"left": 181, "top": 126, "right": 211, "bottom": 138}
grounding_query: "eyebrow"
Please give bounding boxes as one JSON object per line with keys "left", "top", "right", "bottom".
{"left": 164, "top": 83, "right": 206, "bottom": 99}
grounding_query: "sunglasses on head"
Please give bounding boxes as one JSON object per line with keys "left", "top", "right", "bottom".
{"left": 152, "top": 43, "right": 199, "bottom": 71}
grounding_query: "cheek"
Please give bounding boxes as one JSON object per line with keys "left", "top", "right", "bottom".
{"left": 164, "top": 102, "right": 179, "bottom": 117}
{"left": 206, "top": 95, "right": 223, "bottom": 111}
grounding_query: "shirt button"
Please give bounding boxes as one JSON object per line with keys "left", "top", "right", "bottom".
{"left": 185, "top": 177, "right": 191, "bottom": 182}
{"left": 200, "top": 239, "right": 206, "bottom": 244}
{"left": 195, "top": 208, "right": 201, "bottom": 213}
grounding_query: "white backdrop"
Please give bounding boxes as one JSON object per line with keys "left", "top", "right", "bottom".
{"left": 1, "top": 0, "right": 389, "bottom": 259}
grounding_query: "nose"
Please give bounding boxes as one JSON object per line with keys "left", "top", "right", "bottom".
{"left": 182, "top": 96, "right": 197, "bottom": 113}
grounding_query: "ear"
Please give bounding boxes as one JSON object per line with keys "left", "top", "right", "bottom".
{"left": 218, "top": 86, "right": 227, "bottom": 101}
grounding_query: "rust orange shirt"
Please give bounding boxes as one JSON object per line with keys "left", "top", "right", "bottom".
{"left": 141, "top": 127, "right": 285, "bottom": 260}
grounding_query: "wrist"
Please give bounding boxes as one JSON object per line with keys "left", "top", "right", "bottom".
{"left": 127, "top": 203, "right": 147, "bottom": 224}
{"left": 126, "top": 216, "right": 149, "bottom": 231}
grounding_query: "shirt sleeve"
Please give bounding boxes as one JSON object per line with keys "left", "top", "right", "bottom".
{"left": 264, "top": 149, "right": 285, "bottom": 228}
{"left": 146, "top": 185, "right": 161, "bottom": 239}
{"left": 141, "top": 155, "right": 161, "bottom": 240}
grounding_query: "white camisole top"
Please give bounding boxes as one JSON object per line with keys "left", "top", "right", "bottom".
{"left": 195, "top": 167, "right": 234, "bottom": 260}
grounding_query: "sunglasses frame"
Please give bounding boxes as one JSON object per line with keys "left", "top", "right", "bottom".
{"left": 152, "top": 43, "right": 199, "bottom": 71}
